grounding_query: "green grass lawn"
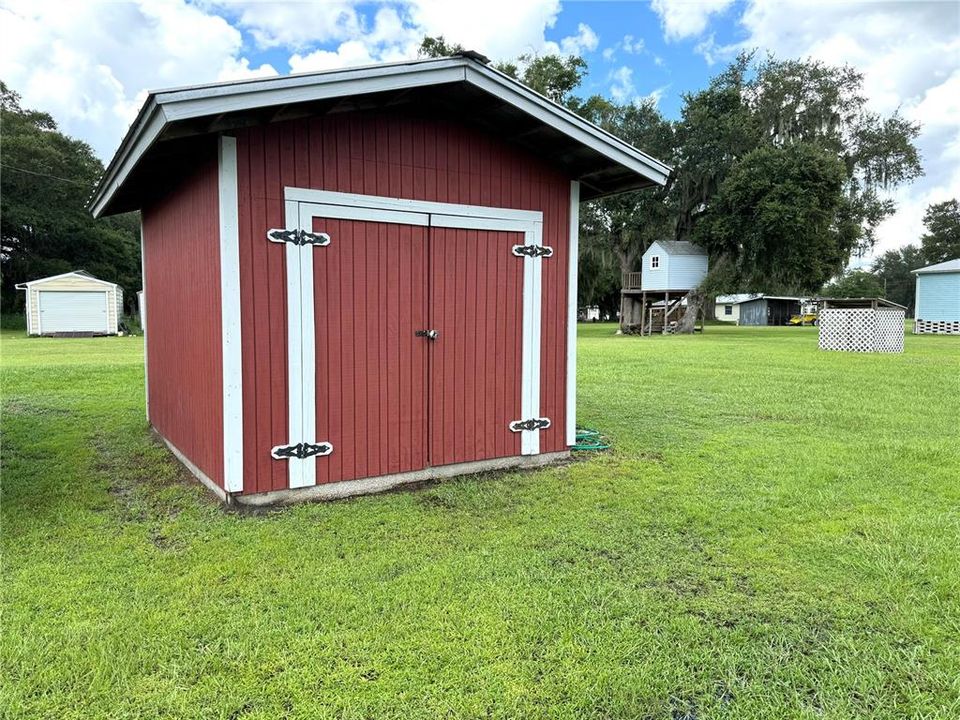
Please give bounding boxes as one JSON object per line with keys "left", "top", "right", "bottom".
{"left": 2, "top": 324, "right": 959, "bottom": 719}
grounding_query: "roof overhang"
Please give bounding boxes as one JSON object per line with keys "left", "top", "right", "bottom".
{"left": 911, "top": 259, "right": 960, "bottom": 275}
{"left": 16, "top": 271, "right": 118, "bottom": 289}
{"left": 90, "top": 56, "right": 672, "bottom": 217}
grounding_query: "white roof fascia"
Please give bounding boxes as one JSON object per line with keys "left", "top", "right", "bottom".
{"left": 91, "top": 57, "right": 672, "bottom": 218}
{"left": 91, "top": 62, "right": 467, "bottom": 218}
{"left": 912, "top": 259, "right": 960, "bottom": 274}
{"left": 90, "top": 101, "right": 167, "bottom": 218}
{"left": 160, "top": 63, "right": 468, "bottom": 121}
{"left": 157, "top": 57, "right": 466, "bottom": 105}
{"left": 464, "top": 64, "right": 672, "bottom": 185}
{"left": 644, "top": 241, "right": 665, "bottom": 257}
{"left": 22, "top": 271, "right": 118, "bottom": 288}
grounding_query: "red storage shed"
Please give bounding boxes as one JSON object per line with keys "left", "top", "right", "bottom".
{"left": 91, "top": 53, "right": 669, "bottom": 505}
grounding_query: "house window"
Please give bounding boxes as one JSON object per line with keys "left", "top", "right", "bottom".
{"left": 650, "top": 255, "right": 660, "bottom": 269}
{"left": 724, "top": 305, "right": 733, "bottom": 316}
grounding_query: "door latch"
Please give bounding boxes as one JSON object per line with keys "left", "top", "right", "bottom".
{"left": 415, "top": 329, "right": 439, "bottom": 340}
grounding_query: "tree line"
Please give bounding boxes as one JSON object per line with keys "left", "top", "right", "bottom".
{"left": 2, "top": 43, "right": 948, "bottom": 329}
{"left": 1, "top": 83, "right": 141, "bottom": 316}
{"left": 821, "top": 200, "right": 960, "bottom": 314}
{"left": 422, "top": 38, "right": 928, "bottom": 331}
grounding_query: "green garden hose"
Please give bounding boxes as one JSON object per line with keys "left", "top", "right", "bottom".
{"left": 572, "top": 427, "right": 611, "bottom": 452}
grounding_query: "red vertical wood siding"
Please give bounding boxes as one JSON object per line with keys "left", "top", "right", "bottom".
{"left": 429, "top": 227, "right": 524, "bottom": 466}
{"left": 235, "top": 111, "right": 571, "bottom": 493}
{"left": 311, "top": 217, "right": 429, "bottom": 485}
{"left": 236, "top": 128, "right": 290, "bottom": 493}
{"left": 142, "top": 148, "right": 224, "bottom": 487}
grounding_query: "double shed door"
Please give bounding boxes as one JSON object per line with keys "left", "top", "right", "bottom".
{"left": 280, "top": 194, "right": 547, "bottom": 489}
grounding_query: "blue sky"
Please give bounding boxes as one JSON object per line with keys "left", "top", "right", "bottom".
{"left": 1, "top": 0, "right": 957, "bottom": 257}
{"left": 213, "top": 0, "right": 744, "bottom": 120}
{"left": 524, "top": 0, "right": 739, "bottom": 118}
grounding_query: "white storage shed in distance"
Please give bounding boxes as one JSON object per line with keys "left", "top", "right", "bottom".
{"left": 817, "top": 297, "right": 906, "bottom": 353}
{"left": 16, "top": 271, "right": 123, "bottom": 336}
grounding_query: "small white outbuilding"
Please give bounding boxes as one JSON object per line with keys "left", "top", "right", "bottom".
{"left": 15, "top": 271, "right": 123, "bottom": 336}
{"left": 817, "top": 297, "right": 905, "bottom": 353}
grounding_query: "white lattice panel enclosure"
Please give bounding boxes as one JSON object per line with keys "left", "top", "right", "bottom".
{"left": 818, "top": 308, "right": 904, "bottom": 353}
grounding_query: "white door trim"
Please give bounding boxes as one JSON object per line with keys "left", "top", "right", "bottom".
{"left": 282, "top": 188, "right": 547, "bottom": 489}
{"left": 218, "top": 136, "right": 244, "bottom": 493}
{"left": 285, "top": 187, "right": 542, "bottom": 223}
{"left": 283, "top": 199, "right": 306, "bottom": 488}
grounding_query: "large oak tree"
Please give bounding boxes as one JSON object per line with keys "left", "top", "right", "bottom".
{"left": 674, "top": 55, "right": 922, "bottom": 331}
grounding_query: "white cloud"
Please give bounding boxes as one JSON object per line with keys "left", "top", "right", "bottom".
{"left": 406, "top": 0, "right": 562, "bottom": 60}
{"left": 287, "top": 6, "right": 423, "bottom": 73}
{"left": 731, "top": 0, "right": 960, "bottom": 255}
{"left": 643, "top": 85, "right": 669, "bottom": 107}
{"left": 651, "top": 0, "right": 735, "bottom": 41}
{"left": 0, "top": 0, "right": 270, "bottom": 160}
{"left": 693, "top": 34, "right": 722, "bottom": 65}
{"left": 208, "top": 1, "right": 364, "bottom": 50}
{"left": 609, "top": 66, "right": 668, "bottom": 107}
{"left": 601, "top": 34, "right": 645, "bottom": 61}
{"left": 0, "top": 0, "right": 570, "bottom": 164}
{"left": 622, "top": 35, "right": 645, "bottom": 54}
{"left": 289, "top": 40, "right": 378, "bottom": 73}
{"left": 554, "top": 23, "right": 599, "bottom": 56}
{"left": 609, "top": 66, "right": 636, "bottom": 103}
{"left": 217, "top": 57, "right": 279, "bottom": 82}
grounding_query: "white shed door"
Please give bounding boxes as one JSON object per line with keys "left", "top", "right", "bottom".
{"left": 39, "top": 291, "right": 109, "bottom": 333}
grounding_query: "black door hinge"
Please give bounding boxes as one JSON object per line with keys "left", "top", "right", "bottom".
{"left": 267, "top": 228, "right": 331, "bottom": 247}
{"left": 509, "top": 417, "right": 551, "bottom": 432}
{"left": 512, "top": 244, "right": 553, "bottom": 258}
{"left": 271, "top": 441, "right": 333, "bottom": 460}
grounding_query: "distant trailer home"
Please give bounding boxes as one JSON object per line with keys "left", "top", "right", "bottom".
{"left": 714, "top": 294, "right": 758, "bottom": 323}
{"left": 715, "top": 294, "right": 802, "bottom": 326}
{"left": 15, "top": 271, "right": 123, "bottom": 336}
{"left": 912, "top": 258, "right": 960, "bottom": 334}
{"left": 88, "top": 53, "right": 671, "bottom": 506}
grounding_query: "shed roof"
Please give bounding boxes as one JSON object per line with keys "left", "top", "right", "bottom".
{"left": 90, "top": 54, "right": 672, "bottom": 218}
{"left": 716, "top": 294, "right": 761, "bottom": 305}
{"left": 911, "top": 258, "right": 960, "bottom": 274}
{"left": 817, "top": 297, "right": 907, "bottom": 310}
{"left": 14, "top": 270, "right": 118, "bottom": 289}
{"left": 647, "top": 240, "right": 707, "bottom": 257}
{"left": 715, "top": 293, "right": 803, "bottom": 305}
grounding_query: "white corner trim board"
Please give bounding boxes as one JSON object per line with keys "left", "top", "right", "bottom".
{"left": 139, "top": 223, "right": 149, "bottom": 422}
{"left": 280, "top": 187, "right": 547, "bottom": 489}
{"left": 566, "top": 181, "right": 580, "bottom": 447}
{"left": 218, "top": 136, "right": 244, "bottom": 493}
